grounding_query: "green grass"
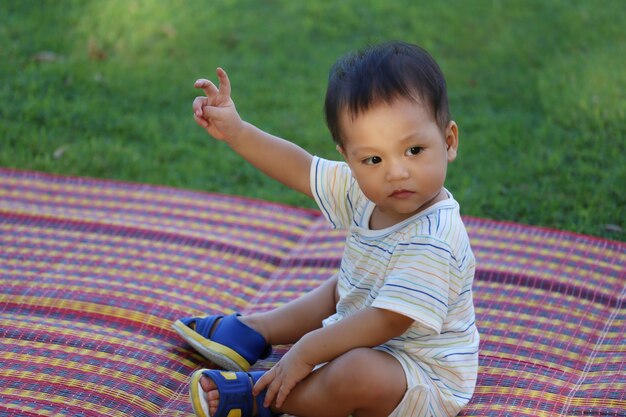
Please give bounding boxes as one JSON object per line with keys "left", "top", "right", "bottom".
{"left": 1, "top": 0, "right": 624, "bottom": 241}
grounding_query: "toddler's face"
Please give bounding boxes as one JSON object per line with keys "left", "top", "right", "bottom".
{"left": 337, "top": 98, "right": 458, "bottom": 226}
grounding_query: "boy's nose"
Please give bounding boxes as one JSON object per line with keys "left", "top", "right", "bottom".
{"left": 385, "top": 161, "right": 410, "bottom": 182}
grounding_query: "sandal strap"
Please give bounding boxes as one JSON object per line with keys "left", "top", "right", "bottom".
{"left": 248, "top": 371, "right": 279, "bottom": 417}
{"left": 195, "top": 370, "right": 279, "bottom": 417}
{"left": 212, "top": 315, "right": 272, "bottom": 361}
{"left": 179, "top": 315, "right": 223, "bottom": 338}
{"left": 181, "top": 314, "right": 272, "bottom": 362}
{"left": 203, "top": 370, "right": 254, "bottom": 417}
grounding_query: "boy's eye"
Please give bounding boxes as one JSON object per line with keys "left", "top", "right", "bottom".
{"left": 406, "top": 146, "right": 423, "bottom": 156}
{"left": 363, "top": 156, "right": 382, "bottom": 165}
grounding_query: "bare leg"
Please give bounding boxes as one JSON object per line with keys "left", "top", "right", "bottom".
{"left": 279, "top": 348, "right": 406, "bottom": 417}
{"left": 240, "top": 275, "right": 338, "bottom": 345}
{"left": 200, "top": 347, "right": 407, "bottom": 417}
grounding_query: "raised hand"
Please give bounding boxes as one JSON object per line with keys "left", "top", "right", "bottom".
{"left": 192, "top": 68, "right": 244, "bottom": 142}
{"left": 191, "top": 67, "right": 314, "bottom": 197}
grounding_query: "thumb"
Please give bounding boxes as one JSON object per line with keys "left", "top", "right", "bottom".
{"left": 201, "top": 105, "right": 228, "bottom": 121}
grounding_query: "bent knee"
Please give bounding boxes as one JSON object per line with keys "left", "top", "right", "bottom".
{"left": 323, "top": 348, "right": 406, "bottom": 400}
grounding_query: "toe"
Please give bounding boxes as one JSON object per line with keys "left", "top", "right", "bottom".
{"left": 200, "top": 375, "right": 216, "bottom": 392}
{"left": 199, "top": 375, "right": 220, "bottom": 415}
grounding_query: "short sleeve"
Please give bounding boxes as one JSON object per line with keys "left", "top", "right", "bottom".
{"left": 310, "top": 156, "right": 356, "bottom": 229}
{"left": 371, "top": 236, "right": 452, "bottom": 334}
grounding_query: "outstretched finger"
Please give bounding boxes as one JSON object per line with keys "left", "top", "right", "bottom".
{"left": 215, "top": 67, "right": 231, "bottom": 102}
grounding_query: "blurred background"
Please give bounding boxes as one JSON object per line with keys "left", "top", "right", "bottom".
{"left": 1, "top": 0, "right": 624, "bottom": 240}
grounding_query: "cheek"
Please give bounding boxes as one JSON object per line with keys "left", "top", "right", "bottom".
{"left": 351, "top": 169, "right": 382, "bottom": 196}
{"left": 423, "top": 161, "right": 448, "bottom": 187}
{"left": 404, "top": 159, "right": 444, "bottom": 190}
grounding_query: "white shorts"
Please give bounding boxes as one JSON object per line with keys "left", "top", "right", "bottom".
{"left": 313, "top": 347, "right": 468, "bottom": 417}
{"left": 379, "top": 347, "right": 466, "bottom": 417}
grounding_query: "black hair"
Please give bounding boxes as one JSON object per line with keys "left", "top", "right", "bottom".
{"left": 324, "top": 41, "right": 451, "bottom": 146}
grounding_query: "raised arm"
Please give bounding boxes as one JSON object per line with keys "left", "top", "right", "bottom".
{"left": 193, "top": 68, "right": 313, "bottom": 198}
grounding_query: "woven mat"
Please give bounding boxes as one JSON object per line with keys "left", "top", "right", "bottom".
{"left": 1, "top": 168, "right": 624, "bottom": 417}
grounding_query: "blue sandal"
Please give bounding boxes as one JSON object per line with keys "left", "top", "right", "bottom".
{"left": 173, "top": 314, "right": 271, "bottom": 372}
{"left": 189, "top": 369, "right": 279, "bottom": 417}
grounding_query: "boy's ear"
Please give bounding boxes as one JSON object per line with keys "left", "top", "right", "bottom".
{"left": 336, "top": 144, "right": 348, "bottom": 160}
{"left": 445, "top": 121, "right": 459, "bottom": 162}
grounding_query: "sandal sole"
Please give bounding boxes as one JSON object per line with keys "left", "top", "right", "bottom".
{"left": 173, "top": 319, "right": 251, "bottom": 372}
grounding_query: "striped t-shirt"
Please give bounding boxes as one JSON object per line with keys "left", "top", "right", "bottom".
{"left": 311, "top": 156, "right": 479, "bottom": 407}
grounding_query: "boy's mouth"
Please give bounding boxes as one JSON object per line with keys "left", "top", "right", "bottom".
{"left": 389, "top": 189, "right": 414, "bottom": 199}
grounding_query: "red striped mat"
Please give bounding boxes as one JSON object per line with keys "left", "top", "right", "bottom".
{"left": 1, "top": 168, "right": 624, "bottom": 416}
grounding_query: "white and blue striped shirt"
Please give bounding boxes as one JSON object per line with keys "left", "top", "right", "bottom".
{"left": 312, "top": 156, "right": 479, "bottom": 407}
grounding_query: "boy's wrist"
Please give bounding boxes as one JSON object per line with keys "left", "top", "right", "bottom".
{"left": 295, "top": 326, "right": 342, "bottom": 366}
{"left": 226, "top": 121, "right": 274, "bottom": 154}
{"left": 225, "top": 120, "right": 252, "bottom": 146}
{"left": 292, "top": 332, "right": 321, "bottom": 366}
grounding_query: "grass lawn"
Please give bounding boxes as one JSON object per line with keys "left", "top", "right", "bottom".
{"left": 1, "top": 0, "right": 624, "bottom": 241}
